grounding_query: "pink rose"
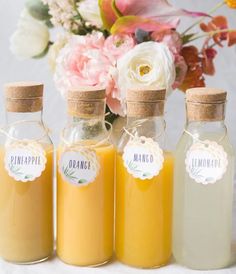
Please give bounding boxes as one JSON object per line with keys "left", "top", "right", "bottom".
{"left": 172, "top": 55, "right": 187, "bottom": 89}
{"left": 151, "top": 30, "right": 182, "bottom": 55}
{"left": 103, "top": 34, "right": 135, "bottom": 115}
{"left": 106, "top": 67, "right": 125, "bottom": 116}
{"left": 54, "top": 32, "right": 112, "bottom": 97}
{"left": 104, "top": 34, "right": 136, "bottom": 64}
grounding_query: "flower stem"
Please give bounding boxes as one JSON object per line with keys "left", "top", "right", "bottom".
{"left": 188, "top": 28, "right": 236, "bottom": 42}
{"left": 209, "top": 42, "right": 217, "bottom": 48}
{"left": 209, "top": 1, "right": 226, "bottom": 14}
{"left": 182, "top": 1, "right": 225, "bottom": 35}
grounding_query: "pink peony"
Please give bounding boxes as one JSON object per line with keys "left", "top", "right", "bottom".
{"left": 104, "top": 34, "right": 136, "bottom": 64}
{"left": 151, "top": 30, "right": 182, "bottom": 55}
{"left": 54, "top": 32, "right": 112, "bottom": 97}
{"left": 103, "top": 34, "right": 135, "bottom": 115}
{"left": 172, "top": 55, "right": 188, "bottom": 89}
{"left": 106, "top": 68, "right": 125, "bottom": 116}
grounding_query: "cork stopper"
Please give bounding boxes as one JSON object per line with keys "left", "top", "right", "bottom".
{"left": 4, "top": 82, "right": 43, "bottom": 113}
{"left": 67, "top": 88, "right": 106, "bottom": 117}
{"left": 126, "top": 89, "right": 166, "bottom": 117}
{"left": 186, "top": 88, "right": 227, "bottom": 121}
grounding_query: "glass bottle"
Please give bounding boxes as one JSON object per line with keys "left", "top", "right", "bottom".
{"left": 173, "top": 88, "right": 235, "bottom": 270}
{"left": 115, "top": 89, "right": 174, "bottom": 268}
{"left": 57, "top": 89, "right": 115, "bottom": 266}
{"left": 0, "top": 82, "right": 54, "bottom": 264}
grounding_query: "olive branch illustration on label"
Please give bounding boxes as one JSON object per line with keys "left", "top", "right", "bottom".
{"left": 123, "top": 136, "right": 164, "bottom": 180}
{"left": 4, "top": 141, "right": 47, "bottom": 182}
{"left": 62, "top": 165, "right": 88, "bottom": 185}
{"left": 185, "top": 140, "right": 228, "bottom": 185}
{"left": 59, "top": 147, "right": 100, "bottom": 186}
{"left": 8, "top": 164, "right": 34, "bottom": 180}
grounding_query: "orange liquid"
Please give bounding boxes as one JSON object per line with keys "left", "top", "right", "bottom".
{"left": 0, "top": 145, "right": 54, "bottom": 263}
{"left": 57, "top": 143, "right": 115, "bottom": 266}
{"left": 115, "top": 152, "right": 173, "bottom": 268}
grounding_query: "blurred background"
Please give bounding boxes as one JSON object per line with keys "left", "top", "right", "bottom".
{"left": 0, "top": 0, "right": 236, "bottom": 148}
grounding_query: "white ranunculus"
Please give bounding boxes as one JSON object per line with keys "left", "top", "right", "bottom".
{"left": 77, "top": 0, "right": 103, "bottom": 27}
{"left": 117, "top": 41, "right": 176, "bottom": 101}
{"left": 10, "top": 9, "right": 49, "bottom": 59}
{"left": 48, "top": 34, "right": 70, "bottom": 72}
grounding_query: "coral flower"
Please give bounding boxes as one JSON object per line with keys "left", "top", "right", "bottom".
{"left": 151, "top": 29, "right": 182, "bottom": 55}
{"left": 201, "top": 48, "right": 217, "bottom": 76}
{"left": 179, "top": 46, "right": 205, "bottom": 92}
{"left": 200, "top": 16, "right": 228, "bottom": 46}
{"left": 200, "top": 16, "right": 236, "bottom": 47}
{"left": 225, "top": 0, "right": 236, "bottom": 8}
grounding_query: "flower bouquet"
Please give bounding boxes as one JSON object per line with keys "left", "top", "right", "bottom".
{"left": 10, "top": 0, "right": 236, "bottom": 117}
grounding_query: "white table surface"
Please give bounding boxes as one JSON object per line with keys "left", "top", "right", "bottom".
{"left": 0, "top": 257, "right": 236, "bottom": 274}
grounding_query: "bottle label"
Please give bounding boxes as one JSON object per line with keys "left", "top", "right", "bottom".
{"left": 4, "top": 141, "right": 47, "bottom": 182}
{"left": 185, "top": 140, "right": 228, "bottom": 185}
{"left": 59, "top": 147, "right": 100, "bottom": 186}
{"left": 123, "top": 136, "right": 164, "bottom": 180}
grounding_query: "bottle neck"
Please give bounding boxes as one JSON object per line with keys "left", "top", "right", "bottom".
{"left": 64, "top": 113, "right": 107, "bottom": 142}
{"left": 67, "top": 113, "right": 105, "bottom": 125}
{"left": 6, "top": 110, "right": 43, "bottom": 125}
{"left": 127, "top": 115, "right": 165, "bottom": 127}
{"left": 126, "top": 115, "right": 166, "bottom": 143}
{"left": 186, "top": 119, "right": 226, "bottom": 137}
{"left": 3, "top": 110, "right": 50, "bottom": 142}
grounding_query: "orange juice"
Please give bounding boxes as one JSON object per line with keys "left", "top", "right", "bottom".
{"left": 57, "top": 143, "right": 115, "bottom": 266}
{"left": 115, "top": 152, "right": 173, "bottom": 268}
{"left": 0, "top": 145, "right": 54, "bottom": 263}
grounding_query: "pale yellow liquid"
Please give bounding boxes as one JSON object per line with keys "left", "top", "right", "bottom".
{"left": 115, "top": 152, "right": 174, "bottom": 268}
{"left": 57, "top": 143, "right": 115, "bottom": 266}
{"left": 0, "top": 145, "right": 54, "bottom": 263}
{"left": 173, "top": 133, "right": 235, "bottom": 270}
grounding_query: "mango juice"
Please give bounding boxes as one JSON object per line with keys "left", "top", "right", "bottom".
{"left": 57, "top": 143, "right": 115, "bottom": 266}
{"left": 115, "top": 152, "right": 173, "bottom": 268}
{"left": 0, "top": 145, "right": 54, "bottom": 263}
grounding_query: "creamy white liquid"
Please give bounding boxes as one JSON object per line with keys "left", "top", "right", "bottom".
{"left": 173, "top": 132, "right": 235, "bottom": 270}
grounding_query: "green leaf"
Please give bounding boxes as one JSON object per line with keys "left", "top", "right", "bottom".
{"left": 73, "top": 14, "right": 83, "bottom": 21}
{"left": 45, "top": 19, "right": 53, "bottom": 28}
{"left": 24, "top": 175, "right": 33, "bottom": 179}
{"left": 182, "top": 33, "right": 196, "bottom": 45}
{"left": 142, "top": 173, "right": 151, "bottom": 177}
{"left": 78, "top": 179, "right": 87, "bottom": 184}
{"left": 25, "top": 0, "right": 51, "bottom": 21}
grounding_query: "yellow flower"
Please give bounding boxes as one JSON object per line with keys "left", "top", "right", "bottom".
{"left": 225, "top": 0, "right": 236, "bottom": 9}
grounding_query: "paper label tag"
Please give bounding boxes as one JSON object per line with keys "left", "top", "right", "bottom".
{"left": 123, "top": 136, "right": 164, "bottom": 180}
{"left": 185, "top": 140, "right": 228, "bottom": 185}
{"left": 59, "top": 147, "right": 100, "bottom": 186}
{"left": 4, "top": 142, "right": 47, "bottom": 182}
